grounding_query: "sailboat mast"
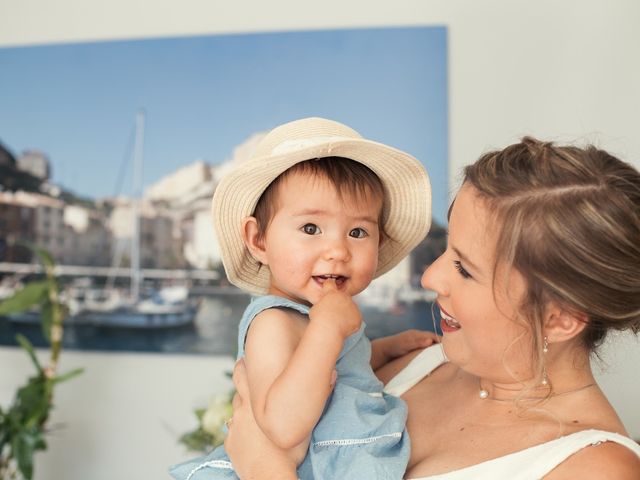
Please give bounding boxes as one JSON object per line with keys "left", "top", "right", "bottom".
{"left": 131, "top": 110, "right": 145, "bottom": 302}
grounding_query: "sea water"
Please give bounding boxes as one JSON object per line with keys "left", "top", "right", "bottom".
{"left": 0, "top": 294, "right": 440, "bottom": 355}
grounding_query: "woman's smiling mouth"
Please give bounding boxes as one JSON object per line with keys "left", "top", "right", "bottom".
{"left": 439, "top": 304, "right": 461, "bottom": 332}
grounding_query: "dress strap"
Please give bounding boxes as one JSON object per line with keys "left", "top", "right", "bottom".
{"left": 526, "top": 429, "right": 636, "bottom": 479}
{"left": 408, "top": 429, "right": 640, "bottom": 479}
{"left": 383, "top": 344, "right": 447, "bottom": 397}
{"left": 237, "top": 295, "right": 310, "bottom": 358}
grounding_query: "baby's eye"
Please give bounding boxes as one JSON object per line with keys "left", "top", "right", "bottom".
{"left": 302, "top": 223, "right": 321, "bottom": 235}
{"left": 349, "top": 228, "right": 368, "bottom": 239}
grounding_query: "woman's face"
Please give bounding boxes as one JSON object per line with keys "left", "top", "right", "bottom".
{"left": 421, "top": 184, "right": 535, "bottom": 383}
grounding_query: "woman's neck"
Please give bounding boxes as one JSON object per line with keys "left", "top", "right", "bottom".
{"left": 477, "top": 346, "right": 595, "bottom": 403}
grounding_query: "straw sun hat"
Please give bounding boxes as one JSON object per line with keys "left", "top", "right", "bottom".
{"left": 212, "top": 117, "right": 432, "bottom": 295}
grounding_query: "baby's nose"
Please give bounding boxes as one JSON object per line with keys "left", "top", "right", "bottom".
{"left": 323, "top": 238, "right": 351, "bottom": 261}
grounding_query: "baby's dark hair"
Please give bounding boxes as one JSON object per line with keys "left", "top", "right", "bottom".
{"left": 252, "top": 156, "right": 387, "bottom": 242}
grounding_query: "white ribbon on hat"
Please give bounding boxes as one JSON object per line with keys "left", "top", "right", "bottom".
{"left": 271, "top": 136, "right": 349, "bottom": 155}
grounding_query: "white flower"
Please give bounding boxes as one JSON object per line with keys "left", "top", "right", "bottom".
{"left": 201, "top": 393, "right": 232, "bottom": 435}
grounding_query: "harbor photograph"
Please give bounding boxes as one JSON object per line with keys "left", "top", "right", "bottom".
{"left": 0, "top": 26, "right": 448, "bottom": 355}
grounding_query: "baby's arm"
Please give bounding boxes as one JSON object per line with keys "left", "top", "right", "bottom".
{"left": 225, "top": 359, "right": 301, "bottom": 480}
{"left": 244, "top": 280, "right": 360, "bottom": 450}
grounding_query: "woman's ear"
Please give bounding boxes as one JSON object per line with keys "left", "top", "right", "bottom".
{"left": 241, "top": 216, "right": 268, "bottom": 265}
{"left": 544, "top": 302, "right": 588, "bottom": 345}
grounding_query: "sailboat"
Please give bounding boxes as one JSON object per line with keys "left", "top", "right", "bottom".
{"left": 75, "top": 284, "right": 199, "bottom": 329}
{"left": 73, "top": 111, "right": 200, "bottom": 329}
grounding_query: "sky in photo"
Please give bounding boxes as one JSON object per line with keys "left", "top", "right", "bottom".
{"left": 0, "top": 26, "right": 448, "bottom": 223}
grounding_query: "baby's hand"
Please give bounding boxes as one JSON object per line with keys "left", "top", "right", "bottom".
{"left": 309, "top": 278, "right": 362, "bottom": 339}
{"left": 370, "top": 329, "right": 440, "bottom": 371}
{"left": 377, "top": 329, "right": 440, "bottom": 360}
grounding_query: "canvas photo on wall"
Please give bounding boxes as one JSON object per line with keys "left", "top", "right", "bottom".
{"left": 0, "top": 26, "right": 448, "bottom": 354}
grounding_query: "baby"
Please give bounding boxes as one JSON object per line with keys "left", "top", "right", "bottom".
{"left": 170, "top": 117, "right": 433, "bottom": 479}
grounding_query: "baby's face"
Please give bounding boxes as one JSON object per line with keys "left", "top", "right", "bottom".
{"left": 261, "top": 171, "right": 382, "bottom": 306}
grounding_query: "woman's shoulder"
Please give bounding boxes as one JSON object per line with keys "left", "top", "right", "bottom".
{"left": 526, "top": 386, "right": 640, "bottom": 478}
{"left": 544, "top": 431, "right": 640, "bottom": 479}
{"left": 406, "top": 430, "right": 640, "bottom": 480}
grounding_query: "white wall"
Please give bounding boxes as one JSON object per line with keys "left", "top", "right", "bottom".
{"left": 1, "top": 1, "right": 639, "bottom": 479}
{"left": 0, "top": 349, "right": 234, "bottom": 480}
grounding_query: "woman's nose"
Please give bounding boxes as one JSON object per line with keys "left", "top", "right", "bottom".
{"left": 421, "top": 253, "right": 448, "bottom": 296}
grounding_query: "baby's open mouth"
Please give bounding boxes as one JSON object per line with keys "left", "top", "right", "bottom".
{"left": 313, "top": 274, "right": 347, "bottom": 287}
{"left": 440, "top": 307, "right": 461, "bottom": 330}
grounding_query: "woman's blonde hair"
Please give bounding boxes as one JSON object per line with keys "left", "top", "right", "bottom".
{"left": 463, "top": 137, "right": 640, "bottom": 369}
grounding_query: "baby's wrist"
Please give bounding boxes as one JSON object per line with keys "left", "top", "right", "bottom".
{"left": 307, "top": 315, "right": 349, "bottom": 342}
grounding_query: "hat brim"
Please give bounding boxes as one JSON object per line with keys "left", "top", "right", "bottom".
{"left": 213, "top": 137, "right": 431, "bottom": 295}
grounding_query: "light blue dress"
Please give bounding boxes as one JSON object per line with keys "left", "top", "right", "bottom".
{"left": 169, "top": 295, "right": 410, "bottom": 480}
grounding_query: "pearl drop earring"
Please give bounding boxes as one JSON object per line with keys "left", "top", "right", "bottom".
{"left": 541, "top": 336, "right": 549, "bottom": 386}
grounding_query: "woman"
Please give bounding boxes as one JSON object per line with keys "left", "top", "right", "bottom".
{"left": 225, "top": 137, "right": 640, "bottom": 479}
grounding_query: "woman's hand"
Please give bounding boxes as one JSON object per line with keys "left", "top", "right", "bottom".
{"left": 370, "top": 329, "right": 440, "bottom": 371}
{"left": 225, "top": 359, "right": 300, "bottom": 480}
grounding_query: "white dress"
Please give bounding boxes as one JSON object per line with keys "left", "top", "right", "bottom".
{"left": 383, "top": 345, "right": 640, "bottom": 480}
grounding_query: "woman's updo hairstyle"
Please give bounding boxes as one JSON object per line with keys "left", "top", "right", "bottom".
{"left": 463, "top": 137, "right": 640, "bottom": 355}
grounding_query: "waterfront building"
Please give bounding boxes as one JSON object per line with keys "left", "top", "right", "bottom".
{"left": 17, "top": 191, "right": 66, "bottom": 260}
{"left": 63, "top": 205, "right": 112, "bottom": 266}
{"left": 16, "top": 149, "right": 51, "bottom": 181}
{"left": 0, "top": 192, "right": 36, "bottom": 262}
{"left": 108, "top": 197, "right": 180, "bottom": 269}
{"left": 0, "top": 191, "right": 113, "bottom": 266}
{"left": 143, "top": 132, "right": 266, "bottom": 271}
{"left": 146, "top": 160, "right": 216, "bottom": 270}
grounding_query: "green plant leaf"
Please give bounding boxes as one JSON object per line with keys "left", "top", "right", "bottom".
{"left": 30, "top": 244, "right": 55, "bottom": 270}
{"left": 13, "top": 429, "right": 38, "bottom": 480}
{"left": 179, "top": 428, "right": 217, "bottom": 453}
{"left": 16, "top": 378, "right": 50, "bottom": 429}
{"left": 15, "top": 335, "right": 43, "bottom": 375}
{"left": 0, "top": 406, "right": 8, "bottom": 452}
{"left": 1, "top": 243, "right": 81, "bottom": 478}
{"left": 52, "top": 368, "right": 84, "bottom": 385}
{"left": 40, "top": 301, "right": 53, "bottom": 343}
{"left": 194, "top": 407, "right": 206, "bottom": 421}
{"left": 0, "top": 281, "right": 48, "bottom": 315}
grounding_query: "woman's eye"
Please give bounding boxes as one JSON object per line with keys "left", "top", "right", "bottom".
{"left": 453, "top": 260, "right": 472, "bottom": 279}
{"left": 349, "top": 228, "right": 368, "bottom": 239}
{"left": 302, "top": 223, "right": 320, "bottom": 235}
